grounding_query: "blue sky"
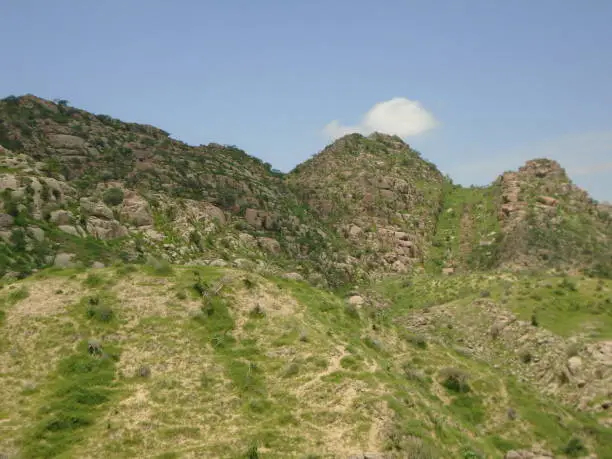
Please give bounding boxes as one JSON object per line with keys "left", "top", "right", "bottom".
{"left": 2, "top": 0, "right": 611, "bottom": 200}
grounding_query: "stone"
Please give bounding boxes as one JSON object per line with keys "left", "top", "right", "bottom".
{"left": 209, "top": 259, "right": 229, "bottom": 267}
{"left": 257, "top": 237, "right": 281, "bottom": 254}
{"left": 281, "top": 272, "right": 305, "bottom": 281}
{"left": 86, "top": 217, "right": 128, "bottom": 240}
{"left": 238, "top": 232, "right": 256, "bottom": 246}
{"left": 442, "top": 267, "right": 455, "bottom": 275}
{"left": 54, "top": 253, "right": 77, "bottom": 268}
{"left": 567, "top": 356, "right": 583, "bottom": 375}
{"left": 58, "top": 225, "right": 84, "bottom": 237}
{"left": 233, "top": 258, "right": 255, "bottom": 269}
{"left": 49, "top": 209, "right": 73, "bottom": 225}
{"left": 0, "top": 173, "right": 19, "bottom": 191}
{"left": 91, "top": 261, "right": 105, "bottom": 269}
{"left": 27, "top": 226, "right": 45, "bottom": 242}
{"left": 537, "top": 195, "right": 558, "bottom": 206}
{"left": 120, "top": 192, "right": 153, "bottom": 226}
{"left": 80, "top": 198, "right": 113, "bottom": 220}
{"left": 203, "top": 204, "right": 226, "bottom": 224}
{"left": 48, "top": 134, "right": 86, "bottom": 149}
{"left": 348, "top": 224, "right": 362, "bottom": 238}
{"left": 348, "top": 295, "right": 365, "bottom": 306}
{"left": 0, "top": 213, "right": 14, "bottom": 229}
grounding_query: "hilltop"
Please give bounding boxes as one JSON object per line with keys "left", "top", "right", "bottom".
{"left": 1, "top": 95, "right": 611, "bottom": 458}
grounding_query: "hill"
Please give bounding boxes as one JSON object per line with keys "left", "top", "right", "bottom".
{"left": 1, "top": 95, "right": 611, "bottom": 283}
{"left": 1, "top": 94, "right": 612, "bottom": 458}
{"left": 1, "top": 265, "right": 611, "bottom": 458}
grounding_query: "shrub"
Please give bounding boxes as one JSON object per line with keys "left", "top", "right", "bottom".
{"left": 281, "top": 362, "right": 299, "bottom": 378}
{"left": 518, "top": 349, "right": 532, "bottom": 364}
{"left": 560, "top": 278, "right": 578, "bottom": 291}
{"left": 530, "top": 313, "right": 539, "bottom": 327}
{"left": 406, "top": 333, "right": 428, "bottom": 349}
{"left": 490, "top": 323, "right": 504, "bottom": 339}
{"left": 344, "top": 303, "right": 360, "bottom": 319}
{"left": 563, "top": 437, "right": 587, "bottom": 457}
{"left": 245, "top": 444, "right": 259, "bottom": 459}
{"left": 85, "top": 296, "right": 114, "bottom": 323}
{"left": 439, "top": 367, "right": 470, "bottom": 393}
{"left": 102, "top": 187, "right": 124, "bottom": 206}
{"left": 146, "top": 256, "right": 173, "bottom": 276}
{"left": 249, "top": 304, "right": 265, "bottom": 318}
{"left": 136, "top": 365, "right": 151, "bottom": 378}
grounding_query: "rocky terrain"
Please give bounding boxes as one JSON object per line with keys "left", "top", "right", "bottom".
{"left": 1, "top": 95, "right": 611, "bottom": 458}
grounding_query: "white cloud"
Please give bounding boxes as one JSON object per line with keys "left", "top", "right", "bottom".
{"left": 323, "top": 97, "right": 438, "bottom": 140}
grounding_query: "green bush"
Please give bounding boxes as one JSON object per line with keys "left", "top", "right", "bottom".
{"left": 102, "top": 187, "right": 124, "bottom": 206}
{"left": 563, "top": 437, "right": 587, "bottom": 457}
{"left": 439, "top": 367, "right": 470, "bottom": 393}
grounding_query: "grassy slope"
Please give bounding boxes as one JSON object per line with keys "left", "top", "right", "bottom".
{"left": 427, "top": 182, "right": 502, "bottom": 273}
{"left": 1, "top": 266, "right": 611, "bottom": 458}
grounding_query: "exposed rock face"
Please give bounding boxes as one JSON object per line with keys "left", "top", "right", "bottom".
{"left": 120, "top": 191, "right": 153, "bottom": 226}
{"left": 49, "top": 210, "right": 73, "bottom": 225}
{"left": 80, "top": 198, "right": 113, "bottom": 220}
{"left": 289, "top": 133, "right": 445, "bottom": 275}
{"left": 257, "top": 237, "right": 281, "bottom": 254}
{"left": 496, "top": 158, "right": 611, "bottom": 272}
{"left": 86, "top": 217, "right": 128, "bottom": 240}
{"left": 0, "top": 214, "right": 14, "bottom": 229}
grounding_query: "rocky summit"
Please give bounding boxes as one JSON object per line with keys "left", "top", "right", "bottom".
{"left": 1, "top": 95, "right": 611, "bottom": 458}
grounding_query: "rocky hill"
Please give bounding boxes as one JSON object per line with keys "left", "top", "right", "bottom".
{"left": 1, "top": 95, "right": 612, "bottom": 458}
{"left": 1, "top": 95, "right": 611, "bottom": 284}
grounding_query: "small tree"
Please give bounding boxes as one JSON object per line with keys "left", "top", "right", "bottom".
{"left": 102, "top": 187, "right": 124, "bottom": 206}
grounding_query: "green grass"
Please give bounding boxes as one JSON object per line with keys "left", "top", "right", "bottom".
{"left": 21, "top": 341, "right": 121, "bottom": 458}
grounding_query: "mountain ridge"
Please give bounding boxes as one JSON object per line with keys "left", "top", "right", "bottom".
{"left": 1, "top": 94, "right": 611, "bottom": 285}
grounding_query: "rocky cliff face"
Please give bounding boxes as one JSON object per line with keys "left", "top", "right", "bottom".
{"left": 1, "top": 95, "right": 611, "bottom": 284}
{"left": 289, "top": 133, "right": 445, "bottom": 275}
{"left": 497, "top": 159, "right": 612, "bottom": 274}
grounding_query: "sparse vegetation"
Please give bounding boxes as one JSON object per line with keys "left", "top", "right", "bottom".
{"left": 439, "top": 367, "right": 470, "bottom": 393}
{"left": 1, "top": 95, "right": 612, "bottom": 458}
{"left": 102, "top": 187, "right": 124, "bottom": 206}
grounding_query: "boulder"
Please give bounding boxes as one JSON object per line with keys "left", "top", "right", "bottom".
{"left": 120, "top": 192, "right": 152, "bottom": 226}
{"left": 209, "top": 259, "right": 229, "bottom": 267}
{"left": 49, "top": 209, "right": 73, "bottom": 225}
{"left": 80, "top": 198, "right": 113, "bottom": 220}
{"left": 86, "top": 217, "right": 128, "bottom": 240}
{"left": 348, "top": 295, "right": 365, "bottom": 306}
{"left": 48, "top": 134, "right": 86, "bottom": 149}
{"left": 245, "top": 208, "right": 276, "bottom": 229}
{"left": 27, "top": 226, "right": 45, "bottom": 242}
{"left": 91, "top": 261, "right": 106, "bottom": 269}
{"left": 0, "top": 173, "right": 19, "bottom": 191}
{"left": 0, "top": 213, "right": 14, "bottom": 229}
{"left": 281, "top": 272, "right": 305, "bottom": 281}
{"left": 537, "top": 196, "right": 558, "bottom": 207}
{"left": 567, "top": 356, "right": 583, "bottom": 375}
{"left": 58, "top": 225, "right": 84, "bottom": 237}
{"left": 54, "top": 253, "right": 77, "bottom": 268}
{"left": 257, "top": 237, "right": 281, "bottom": 254}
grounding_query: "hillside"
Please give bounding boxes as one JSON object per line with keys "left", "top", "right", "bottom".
{"left": 2, "top": 95, "right": 612, "bottom": 283}
{"left": 1, "top": 265, "right": 611, "bottom": 458}
{"left": 1, "top": 94, "right": 612, "bottom": 458}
